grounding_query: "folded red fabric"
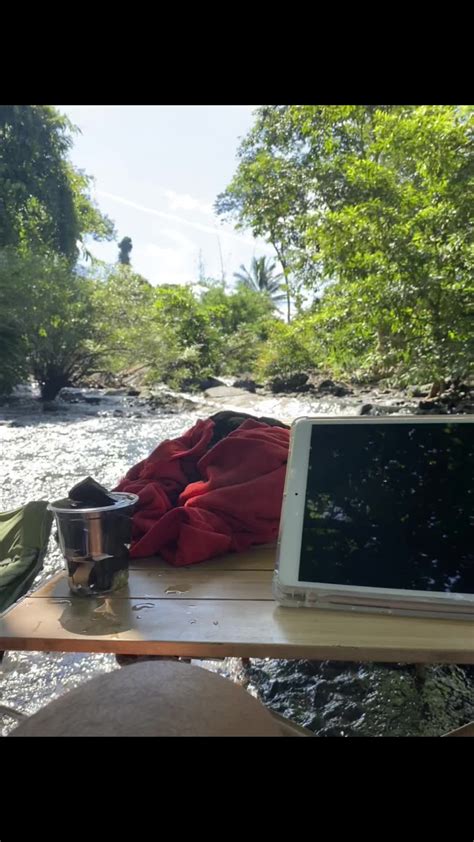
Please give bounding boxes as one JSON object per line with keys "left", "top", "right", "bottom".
{"left": 115, "top": 418, "right": 290, "bottom": 566}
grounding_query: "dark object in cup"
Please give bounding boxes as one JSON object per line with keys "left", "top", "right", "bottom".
{"left": 68, "top": 476, "right": 117, "bottom": 508}
{"left": 48, "top": 493, "right": 138, "bottom": 596}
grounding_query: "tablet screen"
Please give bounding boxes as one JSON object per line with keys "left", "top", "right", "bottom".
{"left": 299, "top": 422, "right": 474, "bottom": 593}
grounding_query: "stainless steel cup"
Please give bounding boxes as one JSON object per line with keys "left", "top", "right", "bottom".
{"left": 48, "top": 492, "right": 138, "bottom": 596}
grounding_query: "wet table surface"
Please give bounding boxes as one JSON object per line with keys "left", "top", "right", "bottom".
{"left": 0, "top": 546, "right": 473, "bottom": 663}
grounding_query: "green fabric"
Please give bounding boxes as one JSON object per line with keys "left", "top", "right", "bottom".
{"left": 0, "top": 502, "right": 53, "bottom": 614}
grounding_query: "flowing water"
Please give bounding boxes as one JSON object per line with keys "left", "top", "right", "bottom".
{"left": 1, "top": 384, "right": 473, "bottom": 736}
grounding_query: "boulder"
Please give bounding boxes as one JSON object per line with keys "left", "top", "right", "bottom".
{"left": 197, "top": 376, "right": 226, "bottom": 391}
{"left": 232, "top": 378, "right": 257, "bottom": 393}
{"left": 104, "top": 388, "right": 129, "bottom": 397}
{"left": 178, "top": 376, "right": 226, "bottom": 392}
{"left": 269, "top": 373, "right": 310, "bottom": 393}
{"left": 204, "top": 386, "right": 252, "bottom": 399}
{"left": 147, "top": 392, "right": 197, "bottom": 413}
{"left": 410, "top": 386, "right": 430, "bottom": 398}
{"left": 316, "top": 379, "right": 352, "bottom": 397}
{"left": 58, "top": 387, "right": 83, "bottom": 403}
{"left": 417, "top": 401, "right": 448, "bottom": 415}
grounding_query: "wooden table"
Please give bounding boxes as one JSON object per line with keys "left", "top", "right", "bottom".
{"left": 0, "top": 546, "right": 473, "bottom": 663}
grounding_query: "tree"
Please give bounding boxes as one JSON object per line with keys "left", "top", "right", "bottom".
{"left": 306, "top": 105, "right": 474, "bottom": 382}
{"left": 233, "top": 256, "right": 285, "bottom": 307}
{"left": 91, "top": 265, "right": 157, "bottom": 374}
{"left": 25, "top": 257, "right": 107, "bottom": 400}
{"left": 0, "top": 249, "right": 108, "bottom": 400}
{"left": 118, "top": 236, "right": 133, "bottom": 265}
{"left": 216, "top": 107, "right": 314, "bottom": 322}
{"left": 201, "top": 278, "right": 275, "bottom": 330}
{"left": 0, "top": 105, "right": 115, "bottom": 260}
{"left": 115, "top": 279, "right": 279, "bottom": 390}
{"left": 151, "top": 285, "right": 224, "bottom": 387}
{"left": 200, "top": 280, "right": 275, "bottom": 374}
{"left": 219, "top": 105, "right": 474, "bottom": 383}
{"left": 0, "top": 250, "right": 29, "bottom": 394}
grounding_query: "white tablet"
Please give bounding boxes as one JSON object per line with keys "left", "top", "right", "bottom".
{"left": 274, "top": 416, "right": 474, "bottom": 619}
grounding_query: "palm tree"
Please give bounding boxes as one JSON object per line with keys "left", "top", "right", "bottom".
{"left": 233, "top": 256, "right": 286, "bottom": 308}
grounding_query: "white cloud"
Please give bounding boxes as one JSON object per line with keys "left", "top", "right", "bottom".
{"left": 164, "top": 189, "right": 213, "bottom": 216}
{"left": 160, "top": 227, "right": 196, "bottom": 252}
{"left": 141, "top": 243, "right": 193, "bottom": 286}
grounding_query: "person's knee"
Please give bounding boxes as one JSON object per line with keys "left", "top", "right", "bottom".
{"left": 10, "top": 661, "right": 284, "bottom": 737}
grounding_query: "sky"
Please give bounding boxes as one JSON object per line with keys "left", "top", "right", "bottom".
{"left": 55, "top": 105, "right": 273, "bottom": 286}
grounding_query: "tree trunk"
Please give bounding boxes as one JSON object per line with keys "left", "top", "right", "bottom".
{"left": 40, "top": 374, "right": 71, "bottom": 402}
{"left": 272, "top": 241, "right": 291, "bottom": 323}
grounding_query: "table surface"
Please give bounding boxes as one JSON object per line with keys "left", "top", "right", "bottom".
{"left": 0, "top": 546, "right": 473, "bottom": 662}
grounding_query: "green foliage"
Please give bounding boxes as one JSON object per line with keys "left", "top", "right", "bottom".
{"left": 216, "top": 108, "right": 317, "bottom": 322}
{"left": 255, "top": 317, "right": 316, "bottom": 381}
{"left": 93, "top": 279, "right": 276, "bottom": 391}
{"left": 0, "top": 252, "right": 29, "bottom": 395}
{"left": 146, "top": 282, "right": 274, "bottom": 388}
{"left": 0, "top": 106, "right": 115, "bottom": 260}
{"left": 200, "top": 280, "right": 274, "bottom": 331}
{"left": 200, "top": 282, "right": 275, "bottom": 376}
{"left": 0, "top": 250, "right": 277, "bottom": 398}
{"left": 220, "top": 105, "right": 474, "bottom": 384}
{"left": 91, "top": 265, "right": 157, "bottom": 374}
{"left": 309, "top": 106, "right": 474, "bottom": 383}
{"left": 0, "top": 249, "right": 107, "bottom": 399}
{"left": 233, "top": 256, "right": 285, "bottom": 306}
{"left": 2, "top": 105, "right": 471, "bottom": 399}
{"left": 149, "top": 284, "right": 220, "bottom": 387}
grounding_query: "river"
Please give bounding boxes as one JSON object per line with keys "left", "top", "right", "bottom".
{"left": 1, "top": 382, "right": 473, "bottom": 736}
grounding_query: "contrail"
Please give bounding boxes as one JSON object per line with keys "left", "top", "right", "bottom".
{"left": 97, "top": 189, "right": 258, "bottom": 246}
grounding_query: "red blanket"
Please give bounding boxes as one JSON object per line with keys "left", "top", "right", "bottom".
{"left": 115, "top": 418, "right": 290, "bottom": 566}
